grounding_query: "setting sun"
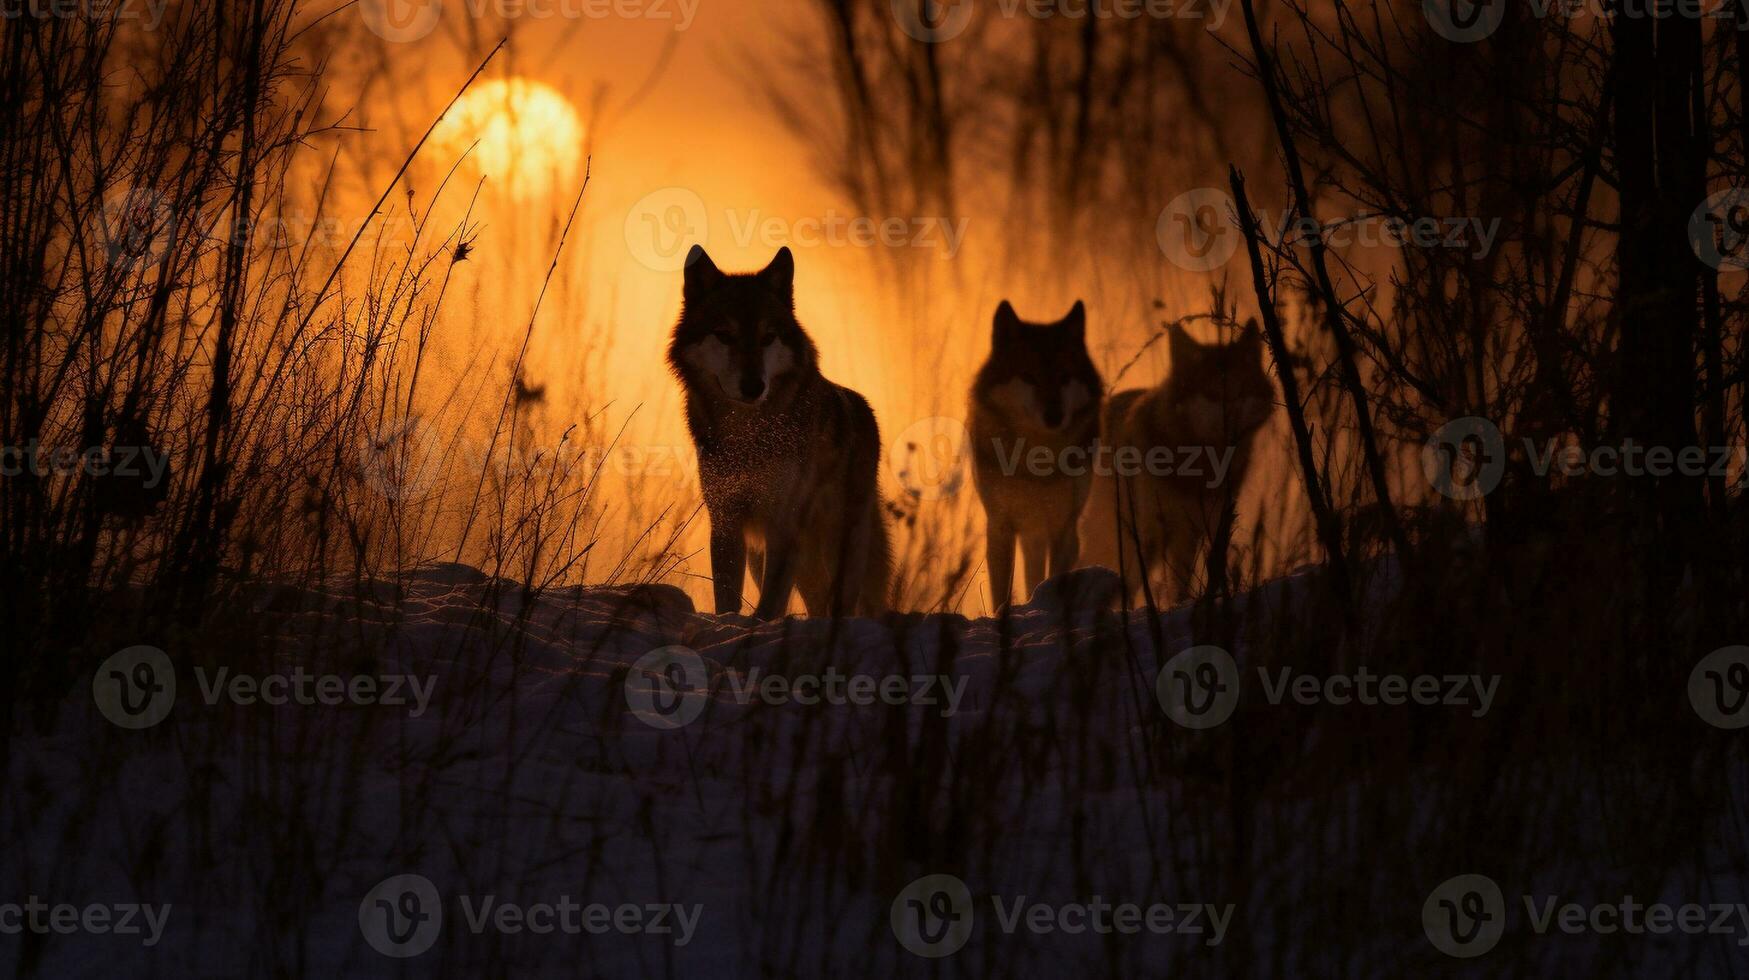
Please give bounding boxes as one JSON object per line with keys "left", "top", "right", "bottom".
{"left": 432, "top": 77, "right": 584, "bottom": 201}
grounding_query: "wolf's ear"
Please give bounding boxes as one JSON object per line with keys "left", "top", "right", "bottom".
{"left": 993, "top": 300, "right": 1021, "bottom": 347}
{"left": 1238, "top": 317, "right": 1263, "bottom": 351}
{"left": 759, "top": 246, "right": 796, "bottom": 296}
{"left": 1062, "top": 301, "right": 1087, "bottom": 342}
{"left": 683, "top": 245, "right": 724, "bottom": 301}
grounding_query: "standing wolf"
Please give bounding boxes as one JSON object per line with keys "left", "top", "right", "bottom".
{"left": 668, "top": 245, "right": 890, "bottom": 619}
{"left": 1080, "top": 320, "right": 1274, "bottom": 603}
{"left": 968, "top": 300, "right": 1104, "bottom": 611}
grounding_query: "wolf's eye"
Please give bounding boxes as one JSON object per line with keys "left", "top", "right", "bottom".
{"left": 711, "top": 330, "right": 736, "bottom": 345}
{"left": 760, "top": 333, "right": 778, "bottom": 347}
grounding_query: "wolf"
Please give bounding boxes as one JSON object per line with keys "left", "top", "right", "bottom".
{"left": 667, "top": 245, "right": 890, "bottom": 619}
{"left": 1079, "top": 320, "right": 1274, "bottom": 604}
{"left": 968, "top": 300, "right": 1104, "bottom": 611}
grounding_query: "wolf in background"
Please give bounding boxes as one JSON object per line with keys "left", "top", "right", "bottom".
{"left": 667, "top": 245, "right": 890, "bottom": 618}
{"left": 1080, "top": 320, "right": 1274, "bottom": 604}
{"left": 968, "top": 301, "right": 1104, "bottom": 611}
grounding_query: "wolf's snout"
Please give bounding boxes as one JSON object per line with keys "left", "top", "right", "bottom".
{"left": 1042, "top": 406, "right": 1065, "bottom": 429}
{"left": 741, "top": 377, "right": 767, "bottom": 401}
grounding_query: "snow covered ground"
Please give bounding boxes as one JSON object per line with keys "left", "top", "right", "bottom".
{"left": 3, "top": 563, "right": 1745, "bottom": 977}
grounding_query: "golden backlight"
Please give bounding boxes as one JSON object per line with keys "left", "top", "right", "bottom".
{"left": 432, "top": 78, "right": 584, "bottom": 200}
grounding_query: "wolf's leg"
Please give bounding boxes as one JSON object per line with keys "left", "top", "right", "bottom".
{"left": 1077, "top": 472, "right": 1120, "bottom": 572}
{"left": 1020, "top": 531, "right": 1049, "bottom": 601}
{"left": 828, "top": 516, "right": 875, "bottom": 619}
{"left": 986, "top": 519, "right": 1016, "bottom": 613}
{"left": 1049, "top": 522, "right": 1080, "bottom": 579}
{"left": 710, "top": 521, "right": 747, "bottom": 615}
{"left": 1162, "top": 525, "right": 1201, "bottom": 605}
{"left": 1115, "top": 477, "right": 1154, "bottom": 604}
{"left": 752, "top": 525, "right": 800, "bottom": 619}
